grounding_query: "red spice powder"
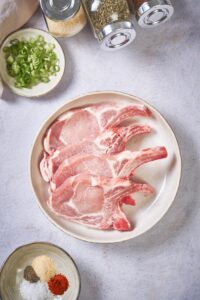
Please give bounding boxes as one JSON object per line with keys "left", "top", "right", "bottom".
{"left": 48, "top": 274, "right": 69, "bottom": 295}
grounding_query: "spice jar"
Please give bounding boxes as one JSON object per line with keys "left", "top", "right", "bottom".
{"left": 131, "top": 0, "right": 174, "bottom": 28}
{"left": 40, "top": 0, "right": 87, "bottom": 37}
{"left": 82, "top": 0, "right": 136, "bottom": 51}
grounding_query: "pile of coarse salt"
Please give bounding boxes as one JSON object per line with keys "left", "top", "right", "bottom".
{"left": 19, "top": 280, "right": 52, "bottom": 300}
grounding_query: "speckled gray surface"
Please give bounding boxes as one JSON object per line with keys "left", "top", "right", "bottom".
{"left": 0, "top": 1, "right": 200, "bottom": 299}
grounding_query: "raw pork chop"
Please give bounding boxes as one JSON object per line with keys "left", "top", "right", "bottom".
{"left": 39, "top": 102, "right": 168, "bottom": 232}
{"left": 44, "top": 103, "right": 150, "bottom": 154}
{"left": 51, "top": 147, "right": 167, "bottom": 190}
{"left": 40, "top": 124, "right": 151, "bottom": 182}
{"left": 49, "top": 174, "right": 154, "bottom": 231}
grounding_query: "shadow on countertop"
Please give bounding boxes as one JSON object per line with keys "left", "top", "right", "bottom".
{"left": 78, "top": 260, "right": 102, "bottom": 300}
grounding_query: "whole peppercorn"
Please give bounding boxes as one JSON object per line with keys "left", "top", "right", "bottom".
{"left": 48, "top": 274, "right": 69, "bottom": 295}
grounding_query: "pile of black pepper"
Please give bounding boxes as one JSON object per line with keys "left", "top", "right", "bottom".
{"left": 85, "top": 0, "right": 131, "bottom": 31}
{"left": 24, "top": 266, "right": 40, "bottom": 283}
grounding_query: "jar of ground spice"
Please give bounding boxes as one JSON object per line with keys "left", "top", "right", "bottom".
{"left": 40, "top": 0, "right": 87, "bottom": 37}
{"left": 130, "top": 0, "right": 174, "bottom": 28}
{"left": 82, "top": 0, "right": 136, "bottom": 50}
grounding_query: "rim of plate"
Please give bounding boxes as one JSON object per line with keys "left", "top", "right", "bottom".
{"left": 0, "top": 28, "right": 65, "bottom": 97}
{"left": 29, "top": 90, "right": 182, "bottom": 243}
{"left": 0, "top": 242, "right": 81, "bottom": 300}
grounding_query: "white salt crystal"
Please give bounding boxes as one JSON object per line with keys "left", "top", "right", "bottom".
{"left": 19, "top": 280, "right": 52, "bottom": 300}
{"left": 111, "top": 13, "right": 119, "bottom": 21}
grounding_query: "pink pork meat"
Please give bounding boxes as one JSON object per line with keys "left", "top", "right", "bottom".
{"left": 49, "top": 174, "right": 155, "bottom": 231}
{"left": 50, "top": 147, "right": 168, "bottom": 190}
{"left": 43, "top": 103, "right": 150, "bottom": 154}
{"left": 40, "top": 124, "right": 151, "bottom": 182}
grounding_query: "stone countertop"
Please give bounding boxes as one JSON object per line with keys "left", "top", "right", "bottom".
{"left": 0, "top": 1, "right": 200, "bottom": 299}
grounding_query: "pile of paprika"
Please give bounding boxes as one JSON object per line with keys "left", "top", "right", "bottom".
{"left": 48, "top": 274, "right": 69, "bottom": 295}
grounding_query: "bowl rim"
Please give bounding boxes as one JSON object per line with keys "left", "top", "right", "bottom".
{"left": 29, "top": 90, "right": 182, "bottom": 244}
{"left": 0, "top": 27, "right": 66, "bottom": 98}
{"left": 0, "top": 241, "right": 81, "bottom": 300}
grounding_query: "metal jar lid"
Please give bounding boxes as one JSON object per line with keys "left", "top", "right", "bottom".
{"left": 40, "top": 0, "right": 81, "bottom": 21}
{"left": 136, "top": 0, "right": 174, "bottom": 28}
{"left": 97, "top": 21, "right": 136, "bottom": 51}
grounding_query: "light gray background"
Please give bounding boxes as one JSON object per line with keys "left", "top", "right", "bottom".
{"left": 0, "top": 0, "right": 200, "bottom": 299}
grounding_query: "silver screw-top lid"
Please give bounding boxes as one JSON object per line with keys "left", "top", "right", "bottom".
{"left": 97, "top": 21, "right": 136, "bottom": 51}
{"left": 40, "top": 0, "right": 81, "bottom": 21}
{"left": 136, "top": 0, "right": 174, "bottom": 28}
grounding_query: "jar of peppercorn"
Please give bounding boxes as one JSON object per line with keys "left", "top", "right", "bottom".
{"left": 82, "top": 0, "right": 136, "bottom": 51}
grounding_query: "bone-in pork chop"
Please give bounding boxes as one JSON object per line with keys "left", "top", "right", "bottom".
{"left": 50, "top": 147, "right": 167, "bottom": 190}
{"left": 49, "top": 174, "right": 154, "bottom": 231}
{"left": 40, "top": 124, "right": 151, "bottom": 182}
{"left": 44, "top": 103, "right": 150, "bottom": 154}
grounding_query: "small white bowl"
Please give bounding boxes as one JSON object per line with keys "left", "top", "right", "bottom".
{"left": 0, "top": 28, "right": 65, "bottom": 97}
{"left": 0, "top": 242, "right": 81, "bottom": 300}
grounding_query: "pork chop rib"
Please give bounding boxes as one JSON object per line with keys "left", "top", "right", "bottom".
{"left": 50, "top": 146, "right": 167, "bottom": 190}
{"left": 49, "top": 174, "right": 154, "bottom": 231}
{"left": 40, "top": 124, "right": 151, "bottom": 182}
{"left": 44, "top": 103, "right": 150, "bottom": 154}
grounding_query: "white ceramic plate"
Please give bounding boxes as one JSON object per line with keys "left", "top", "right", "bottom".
{"left": 0, "top": 28, "right": 65, "bottom": 97}
{"left": 0, "top": 242, "right": 80, "bottom": 300}
{"left": 30, "top": 91, "right": 181, "bottom": 243}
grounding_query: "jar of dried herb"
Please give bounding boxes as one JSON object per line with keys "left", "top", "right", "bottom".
{"left": 129, "top": 0, "right": 174, "bottom": 28}
{"left": 40, "top": 0, "right": 87, "bottom": 37}
{"left": 82, "top": 0, "right": 136, "bottom": 51}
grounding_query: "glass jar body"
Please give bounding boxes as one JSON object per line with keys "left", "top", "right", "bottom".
{"left": 43, "top": 4, "right": 87, "bottom": 37}
{"left": 82, "top": 0, "right": 132, "bottom": 40}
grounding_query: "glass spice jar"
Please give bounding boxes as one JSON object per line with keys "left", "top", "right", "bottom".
{"left": 40, "top": 0, "right": 87, "bottom": 37}
{"left": 82, "top": 0, "right": 136, "bottom": 51}
{"left": 130, "top": 0, "right": 174, "bottom": 28}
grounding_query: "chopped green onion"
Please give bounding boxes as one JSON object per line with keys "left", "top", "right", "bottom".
{"left": 3, "top": 35, "right": 60, "bottom": 89}
{"left": 7, "top": 56, "right": 14, "bottom": 64}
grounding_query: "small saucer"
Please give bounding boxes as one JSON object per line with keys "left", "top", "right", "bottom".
{"left": 0, "top": 242, "right": 80, "bottom": 299}
{"left": 0, "top": 28, "right": 65, "bottom": 97}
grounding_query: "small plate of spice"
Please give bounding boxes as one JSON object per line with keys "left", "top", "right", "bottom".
{"left": 0, "top": 28, "right": 65, "bottom": 97}
{"left": 0, "top": 242, "right": 80, "bottom": 300}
